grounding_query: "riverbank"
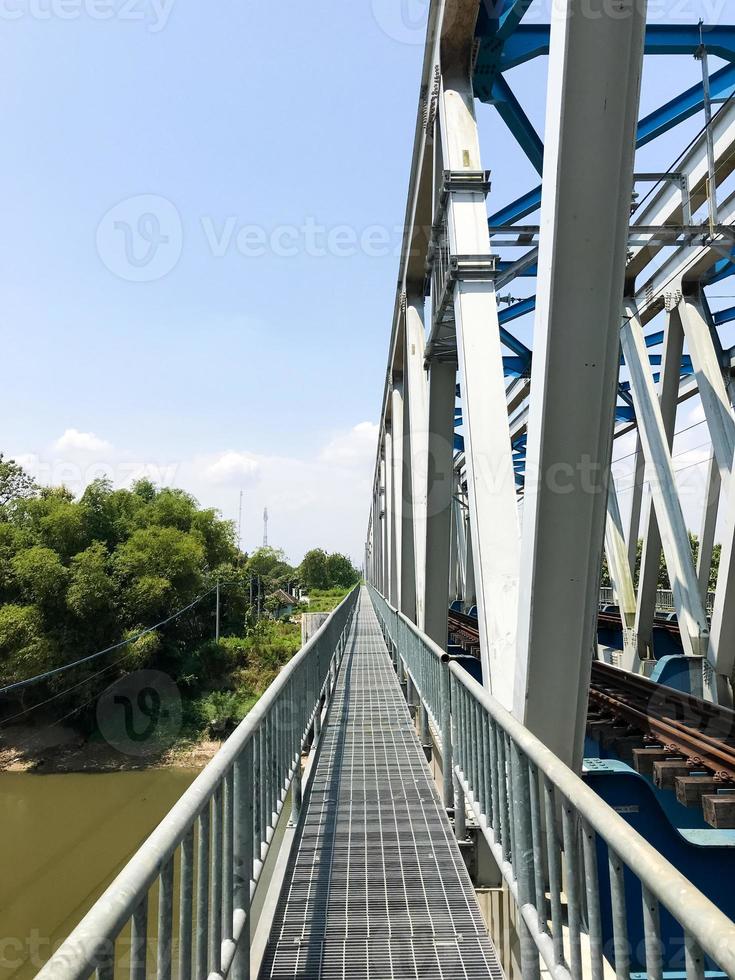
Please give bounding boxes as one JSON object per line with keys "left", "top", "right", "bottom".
{"left": 0, "top": 723, "right": 222, "bottom": 774}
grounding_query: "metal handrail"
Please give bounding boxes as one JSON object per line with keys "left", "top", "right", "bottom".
{"left": 368, "top": 584, "right": 735, "bottom": 980}
{"left": 38, "top": 586, "right": 359, "bottom": 980}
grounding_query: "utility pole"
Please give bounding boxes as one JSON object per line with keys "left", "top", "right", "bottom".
{"left": 237, "top": 490, "right": 244, "bottom": 551}
{"left": 263, "top": 507, "right": 269, "bottom": 548}
{"left": 215, "top": 576, "right": 220, "bottom": 643}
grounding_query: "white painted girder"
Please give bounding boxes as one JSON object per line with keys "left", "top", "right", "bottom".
{"left": 621, "top": 302, "right": 714, "bottom": 693}
{"left": 439, "top": 73, "right": 520, "bottom": 709}
{"left": 514, "top": 0, "right": 647, "bottom": 768}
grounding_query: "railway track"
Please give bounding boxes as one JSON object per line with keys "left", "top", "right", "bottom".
{"left": 447, "top": 611, "right": 735, "bottom": 826}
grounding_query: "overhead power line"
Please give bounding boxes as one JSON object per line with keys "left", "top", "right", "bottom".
{"left": 0, "top": 584, "right": 221, "bottom": 697}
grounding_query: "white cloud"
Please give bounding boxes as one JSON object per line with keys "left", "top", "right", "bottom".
{"left": 13, "top": 423, "right": 377, "bottom": 565}
{"left": 204, "top": 452, "right": 260, "bottom": 484}
{"left": 319, "top": 421, "right": 379, "bottom": 466}
{"left": 54, "top": 428, "right": 112, "bottom": 453}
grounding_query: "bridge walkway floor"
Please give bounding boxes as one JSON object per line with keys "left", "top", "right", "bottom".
{"left": 258, "top": 588, "right": 504, "bottom": 979}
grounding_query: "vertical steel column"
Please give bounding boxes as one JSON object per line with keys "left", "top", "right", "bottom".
{"left": 400, "top": 353, "right": 418, "bottom": 622}
{"left": 423, "top": 359, "right": 456, "bottom": 648}
{"left": 439, "top": 72, "right": 520, "bottom": 707}
{"left": 515, "top": 0, "right": 647, "bottom": 765}
{"left": 405, "top": 294, "right": 429, "bottom": 627}
{"left": 464, "top": 511, "right": 476, "bottom": 610}
{"left": 380, "top": 450, "right": 389, "bottom": 599}
{"left": 391, "top": 382, "right": 405, "bottom": 610}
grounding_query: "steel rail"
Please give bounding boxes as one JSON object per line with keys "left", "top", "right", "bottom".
{"left": 36, "top": 587, "right": 359, "bottom": 980}
{"left": 369, "top": 585, "right": 735, "bottom": 979}
{"left": 590, "top": 662, "right": 735, "bottom": 780}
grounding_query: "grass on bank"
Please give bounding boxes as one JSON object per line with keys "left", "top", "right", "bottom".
{"left": 301, "top": 587, "right": 351, "bottom": 613}
{"left": 179, "top": 618, "right": 302, "bottom": 742}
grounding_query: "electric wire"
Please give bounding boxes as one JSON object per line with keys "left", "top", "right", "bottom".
{"left": 0, "top": 584, "right": 220, "bottom": 697}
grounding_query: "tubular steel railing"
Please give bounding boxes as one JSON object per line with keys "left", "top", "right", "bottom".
{"left": 38, "top": 587, "right": 359, "bottom": 980}
{"left": 600, "top": 586, "right": 716, "bottom": 614}
{"left": 368, "top": 585, "right": 735, "bottom": 980}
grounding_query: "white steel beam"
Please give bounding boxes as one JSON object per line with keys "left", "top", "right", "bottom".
{"left": 626, "top": 434, "right": 645, "bottom": 576}
{"left": 423, "top": 359, "right": 456, "bottom": 648}
{"left": 621, "top": 302, "right": 714, "bottom": 694}
{"left": 697, "top": 455, "right": 720, "bottom": 603}
{"left": 605, "top": 480, "right": 637, "bottom": 639}
{"left": 678, "top": 296, "right": 735, "bottom": 484}
{"left": 404, "top": 295, "right": 429, "bottom": 628}
{"left": 400, "top": 368, "right": 418, "bottom": 622}
{"left": 440, "top": 73, "right": 520, "bottom": 708}
{"left": 391, "top": 384, "right": 405, "bottom": 610}
{"left": 631, "top": 307, "right": 684, "bottom": 662}
{"left": 514, "top": 0, "right": 647, "bottom": 767}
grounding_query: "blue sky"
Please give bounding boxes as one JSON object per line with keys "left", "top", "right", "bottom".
{"left": 2, "top": 0, "right": 732, "bottom": 562}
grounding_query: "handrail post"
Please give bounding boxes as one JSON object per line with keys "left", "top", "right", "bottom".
{"left": 511, "top": 742, "right": 541, "bottom": 980}
{"left": 440, "top": 655, "right": 454, "bottom": 809}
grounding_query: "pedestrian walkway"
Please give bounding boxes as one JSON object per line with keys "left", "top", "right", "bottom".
{"left": 258, "top": 589, "right": 504, "bottom": 979}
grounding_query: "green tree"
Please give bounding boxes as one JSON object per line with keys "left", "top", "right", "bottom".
{"left": 67, "top": 543, "right": 117, "bottom": 627}
{"left": 0, "top": 604, "right": 57, "bottom": 685}
{"left": 0, "top": 454, "right": 37, "bottom": 507}
{"left": 12, "top": 546, "right": 68, "bottom": 610}
{"left": 325, "top": 553, "right": 359, "bottom": 588}
{"left": 299, "top": 548, "right": 329, "bottom": 590}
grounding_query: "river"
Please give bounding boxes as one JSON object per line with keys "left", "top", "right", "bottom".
{"left": 0, "top": 768, "right": 199, "bottom": 979}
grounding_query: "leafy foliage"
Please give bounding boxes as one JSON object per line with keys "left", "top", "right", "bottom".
{"left": 0, "top": 469, "right": 245, "bottom": 727}
{"left": 0, "top": 459, "right": 354, "bottom": 745}
{"left": 299, "top": 549, "right": 359, "bottom": 591}
{"left": 600, "top": 532, "right": 720, "bottom": 593}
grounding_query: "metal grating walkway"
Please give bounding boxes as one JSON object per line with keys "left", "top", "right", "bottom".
{"left": 258, "top": 589, "right": 504, "bottom": 979}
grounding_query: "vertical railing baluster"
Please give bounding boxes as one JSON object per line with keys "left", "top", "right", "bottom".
{"left": 510, "top": 743, "right": 540, "bottom": 980}
{"left": 505, "top": 733, "right": 517, "bottom": 871}
{"left": 130, "top": 895, "right": 148, "bottom": 980}
{"left": 685, "top": 931, "right": 705, "bottom": 980}
{"left": 440, "top": 658, "right": 453, "bottom": 809}
{"left": 488, "top": 718, "right": 500, "bottom": 839}
{"left": 561, "top": 800, "right": 583, "bottom": 978}
{"left": 233, "top": 748, "right": 252, "bottom": 980}
{"left": 223, "top": 768, "right": 234, "bottom": 945}
{"left": 543, "top": 777, "right": 565, "bottom": 967}
{"left": 496, "top": 729, "right": 509, "bottom": 864}
{"left": 470, "top": 698, "right": 479, "bottom": 804}
{"left": 196, "top": 804, "right": 210, "bottom": 978}
{"left": 480, "top": 710, "right": 490, "bottom": 821}
{"left": 608, "top": 848, "right": 630, "bottom": 980}
{"left": 642, "top": 885, "right": 663, "bottom": 980}
{"left": 179, "top": 829, "right": 194, "bottom": 980}
{"left": 581, "top": 817, "right": 604, "bottom": 980}
{"left": 210, "top": 787, "right": 223, "bottom": 971}
{"left": 527, "top": 761, "right": 546, "bottom": 933}
{"left": 157, "top": 857, "right": 174, "bottom": 980}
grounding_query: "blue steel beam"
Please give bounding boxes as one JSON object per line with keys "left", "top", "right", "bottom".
{"left": 637, "top": 63, "right": 735, "bottom": 146}
{"left": 714, "top": 305, "right": 735, "bottom": 326}
{"left": 485, "top": 24, "right": 735, "bottom": 73}
{"left": 489, "top": 65, "right": 735, "bottom": 228}
{"left": 491, "top": 74, "right": 544, "bottom": 174}
{"left": 498, "top": 295, "right": 536, "bottom": 324}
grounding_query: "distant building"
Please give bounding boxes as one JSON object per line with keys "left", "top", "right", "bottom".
{"left": 269, "top": 589, "right": 298, "bottom": 619}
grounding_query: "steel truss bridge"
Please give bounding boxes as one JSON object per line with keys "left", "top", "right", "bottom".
{"left": 37, "top": 1, "right": 735, "bottom": 979}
